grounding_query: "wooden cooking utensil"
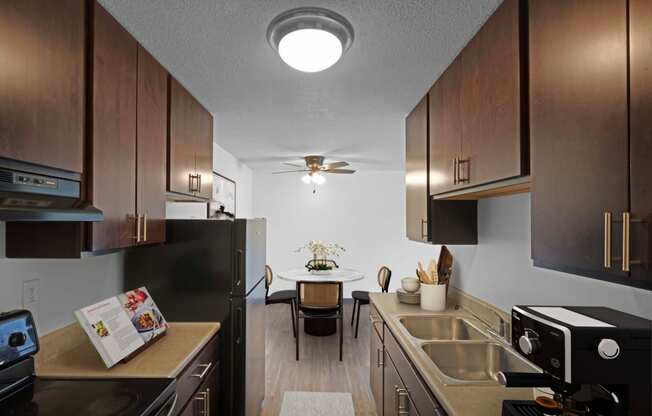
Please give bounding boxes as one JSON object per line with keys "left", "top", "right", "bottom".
{"left": 437, "top": 246, "right": 453, "bottom": 282}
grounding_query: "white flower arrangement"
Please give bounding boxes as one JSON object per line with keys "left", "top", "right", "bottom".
{"left": 296, "top": 240, "right": 345, "bottom": 259}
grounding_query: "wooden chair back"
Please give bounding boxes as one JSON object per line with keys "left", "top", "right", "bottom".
{"left": 264, "top": 265, "right": 274, "bottom": 300}
{"left": 297, "top": 281, "right": 343, "bottom": 310}
{"left": 377, "top": 266, "right": 392, "bottom": 292}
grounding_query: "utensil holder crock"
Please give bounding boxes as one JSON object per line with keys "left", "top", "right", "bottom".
{"left": 420, "top": 284, "right": 447, "bottom": 311}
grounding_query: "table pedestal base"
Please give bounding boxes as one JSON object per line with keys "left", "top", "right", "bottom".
{"left": 304, "top": 318, "right": 337, "bottom": 336}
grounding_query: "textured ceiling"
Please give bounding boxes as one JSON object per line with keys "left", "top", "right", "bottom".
{"left": 98, "top": 0, "right": 501, "bottom": 171}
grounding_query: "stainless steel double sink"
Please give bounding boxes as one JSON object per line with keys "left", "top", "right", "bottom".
{"left": 396, "top": 315, "right": 540, "bottom": 386}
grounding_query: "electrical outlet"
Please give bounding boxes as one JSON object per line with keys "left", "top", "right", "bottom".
{"left": 22, "top": 279, "right": 40, "bottom": 307}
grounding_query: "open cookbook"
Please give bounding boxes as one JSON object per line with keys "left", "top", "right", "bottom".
{"left": 75, "top": 287, "right": 168, "bottom": 368}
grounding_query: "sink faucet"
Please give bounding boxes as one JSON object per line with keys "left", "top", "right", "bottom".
{"left": 456, "top": 305, "right": 511, "bottom": 344}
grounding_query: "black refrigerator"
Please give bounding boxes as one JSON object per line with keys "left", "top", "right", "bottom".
{"left": 123, "top": 218, "right": 266, "bottom": 416}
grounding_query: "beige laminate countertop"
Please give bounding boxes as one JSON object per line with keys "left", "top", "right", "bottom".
{"left": 36, "top": 322, "right": 220, "bottom": 379}
{"left": 370, "top": 293, "right": 535, "bottom": 416}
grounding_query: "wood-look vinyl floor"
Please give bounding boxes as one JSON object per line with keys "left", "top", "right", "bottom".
{"left": 261, "top": 302, "right": 377, "bottom": 416}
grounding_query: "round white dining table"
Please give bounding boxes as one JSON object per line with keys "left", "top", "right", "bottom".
{"left": 276, "top": 268, "right": 364, "bottom": 336}
{"left": 276, "top": 268, "right": 364, "bottom": 283}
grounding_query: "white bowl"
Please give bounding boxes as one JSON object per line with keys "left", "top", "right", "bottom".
{"left": 401, "top": 277, "right": 421, "bottom": 293}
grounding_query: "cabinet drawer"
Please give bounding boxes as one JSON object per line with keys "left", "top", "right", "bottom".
{"left": 370, "top": 303, "right": 384, "bottom": 341}
{"left": 175, "top": 334, "right": 218, "bottom": 413}
{"left": 384, "top": 326, "right": 446, "bottom": 416}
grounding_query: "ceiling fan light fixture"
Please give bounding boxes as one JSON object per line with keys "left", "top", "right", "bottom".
{"left": 267, "top": 7, "right": 354, "bottom": 73}
{"left": 311, "top": 173, "right": 326, "bottom": 185}
{"left": 301, "top": 174, "right": 313, "bottom": 184}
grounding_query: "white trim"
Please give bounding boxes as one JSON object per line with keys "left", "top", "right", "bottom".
{"left": 513, "top": 306, "right": 572, "bottom": 383}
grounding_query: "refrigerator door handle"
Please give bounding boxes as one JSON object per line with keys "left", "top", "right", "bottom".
{"left": 235, "top": 307, "right": 243, "bottom": 345}
{"left": 234, "top": 249, "right": 243, "bottom": 291}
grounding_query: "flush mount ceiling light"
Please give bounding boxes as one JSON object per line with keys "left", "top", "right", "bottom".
{"left": 267, "top": 7, "right": 354, "bottom": 73}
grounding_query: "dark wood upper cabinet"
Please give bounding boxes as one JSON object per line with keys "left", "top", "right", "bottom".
{"left": 169, "top": 77, "right": 199, "bottom": 197}
{"left": 428, "top": 0, "right": 526, "bottom": 196}
{"left": 0, "top": 0, "right": 85, "bottom": 172}
{"left": 168, "top": 77, "right": 213, "bottom": 199}
{"left": 530, "top": 0, "right": 630, "bottom": 282}
{"left": 90, "top": 2, "right": 138, "bottom": 251}
{"left": 460, "top": 0, "right": 525, "bottom": 186}
{"left": 429, "top": 57, "right": 463, "bottom": 195}
{"left": 405, "top": 95, "right": 429, "bottom": 242}
{"left": 629, "top": 0, "right": 652, "bottom": 281}
{"left": 137, "top": 45, "right": 168, "bottom": 245}
{"left": 195, "top": 108, "right": 214, "bottom": 200}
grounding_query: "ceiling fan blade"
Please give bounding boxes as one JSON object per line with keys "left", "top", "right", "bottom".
{"left": 322, "top": 161, "right": 349, "bottom": 170}
{"left": 272, "top": 169, "right": 310, "bottom": 174}
{"left": 325, "top": 169, "right": 356, "bottom": 174}
{"left": 283, "top": 162, "right": 306, "bottom": 168}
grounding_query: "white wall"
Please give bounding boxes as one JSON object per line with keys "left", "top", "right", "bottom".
{"left": 253, "top": 170, "right": 652, "bottom": 319}
{"left": 0, "top": 223, "right": 123, "bottom": 335}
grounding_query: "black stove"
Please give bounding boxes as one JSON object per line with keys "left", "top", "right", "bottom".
{"left": 0, "top": 310, "right": 177, "bottom": 416}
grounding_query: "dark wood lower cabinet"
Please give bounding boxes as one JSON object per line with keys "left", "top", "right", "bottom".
{"left": 370, "top": 305, "right": 445, "bottom": 416}
{"left": 178, "top": 365, "right": 218, "bottom": 416}
{"left": 370, "top": 306, "right": 384, "bottom": 416}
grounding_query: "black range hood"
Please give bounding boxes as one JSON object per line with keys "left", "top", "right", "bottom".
{"left": 0, "top": 158, "right": 103, "bottom": 222}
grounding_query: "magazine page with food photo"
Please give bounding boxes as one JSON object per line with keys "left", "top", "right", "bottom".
{"left": 75, "top": 286, "right": 168, "bottom": 368}
{"left": 117, "top": 287, "right": 168, "bottom": 343}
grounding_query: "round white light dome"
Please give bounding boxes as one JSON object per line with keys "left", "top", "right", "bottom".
{"left": 278, "top": 29, "right": 343, "bottom": 73}
{"left": 267, "top": 7, "right": 354, "bottom": 73}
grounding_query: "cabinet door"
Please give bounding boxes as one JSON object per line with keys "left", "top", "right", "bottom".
{"left": 370, "top": 322, "right": 383, "bottom": 416}
{"left": 195, "top": 107, "right": 214, "bottom": 200}
{"left": 383, "top": 352, "right": 418, "bottom": 416}
{"left": 460, "top": 0, "right": 525, "bottom": 186}
{"left": 429, "top": 57, "right": 463, "bottom": 195}
{"left": 530, "top": 0, "right": 629, "bottom": 281}
{"left": 90, "top": 2, "right": 137, "bottom": 251}
{"left": 180, "top": 367, "right": 218, "bottom": 416}
{"left": 137, "top": 45, "right": 167, "bottom": 245}
{"left": 630, "top": 0, "right": 652, "bottom": 282}
{"left": 169, "top": 77, "right": 199, "bottom": 196}
{"left": 406, "top": 95, "right": 429, "bottom": 242}
{"left": 0, "top": 0, "right": 85, "bottom": 172}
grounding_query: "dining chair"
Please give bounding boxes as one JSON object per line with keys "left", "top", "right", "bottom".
{"left": 264, "top": 265, "right": 297, "bottom": 337}
{"left": 295, "top": 281, "right": 344, "bottom": 361}
{"left": 351, "top": 266, "right": 392, "bottom": 338}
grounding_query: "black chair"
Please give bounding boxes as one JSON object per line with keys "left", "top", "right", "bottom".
{"left": 264, "top": 265, "right": 297, "bottom": 337}
{"left": 351, "top": 266, "right": 392, "bottom": 338}
{"left": 295, "top": 281, "right": 344, "bottom": 361}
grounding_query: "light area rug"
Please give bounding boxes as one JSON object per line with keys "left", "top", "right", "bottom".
{"left": 279, "top": 391, "right": 355, "bottom": 416}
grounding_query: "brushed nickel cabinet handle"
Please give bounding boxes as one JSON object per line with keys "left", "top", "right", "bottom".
{"left": 205, "top": 388, "right": 211, "bottom": 416}
{"left": 453, "top": 157, "right": 459, "bottom": 185}
{"left": 192, "top": 362, "right": 213, "bottom": 379}
{"left": 195, "top": 390, "right": 208, "bottom": 415}
{"left": 623, "top": 212, "right": 630, "bottom": 272}
{"left": 604, "top": 212, "right": 612, "bottom": 268}
{"left": 397, "top": 388, "right": 410, "bottom": 415}
{"left": 143, "top": 213, "right": 147, "bottom": 242}
{"left": 376, "top": 348, "right": 384, "bottom": 368}
{"left": 197, "top": 173, "right": 202, "bottom": 194}
{"left": 458, "top": 158, "right": 470, "bottom": 184}
{"left": 188, "top": 173, "right": 193, "bottom": 192}
{"left": 420, "top": 219, "right": 428, "bottom": 241}
{"left": 129, "top": 214, "right": 141, "bottom": 243}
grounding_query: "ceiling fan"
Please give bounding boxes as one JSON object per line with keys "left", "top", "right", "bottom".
{"left": 272, "top": 155, "right": 356, "bottom": 178}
